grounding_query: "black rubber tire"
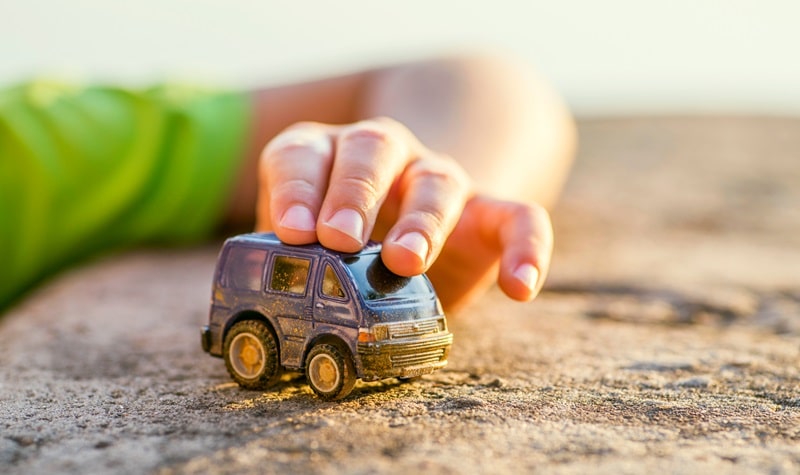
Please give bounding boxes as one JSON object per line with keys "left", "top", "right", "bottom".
{"left": 223, "top": 320, "right": 281, "bottom": 390}
{"left": 305, "top": 343, "right": 356, "bottom": 400}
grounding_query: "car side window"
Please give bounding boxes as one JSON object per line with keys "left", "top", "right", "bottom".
{"left": 223, "top": 247, "right": 266, "bottom": 291}
{"left": 321, "top": 263, "right": 345, "bottom": 299}
{"left": 270, "top": 255, "right": 311, "bottom": 295}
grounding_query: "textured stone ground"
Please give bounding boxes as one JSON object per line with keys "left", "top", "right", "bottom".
{"left": 2, "top": 117, "right": 799, "bottom": 474}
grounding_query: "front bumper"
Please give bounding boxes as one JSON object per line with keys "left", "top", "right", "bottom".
{"left": 357, "top": 332, "right": 453, "bottom": 381}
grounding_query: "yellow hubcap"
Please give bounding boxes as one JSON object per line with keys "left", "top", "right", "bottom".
{"left": 230, "top": 334, "right": 265, "bottom": 378}
{"left": 310, "top": 354, "right": 339, "bottom": 392}
{"left": 240, "top": 341, "right": 260, "bottom": 367}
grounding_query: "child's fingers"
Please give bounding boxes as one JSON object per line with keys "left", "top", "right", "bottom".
{"left": 316, "top": 118, "right": 415, "bottom": 252}
{"left": 473, "top": 197, "right": 553, "bottom": 301}
{"left": 380, "top": 155, "right": 472, "bottom": 276}
{"left": 257, "top": 122, "right": 335, "bottom": 244}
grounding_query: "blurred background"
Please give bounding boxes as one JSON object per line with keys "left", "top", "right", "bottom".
{"left": 3, "top": 0, "right": 798, "bottom": 116}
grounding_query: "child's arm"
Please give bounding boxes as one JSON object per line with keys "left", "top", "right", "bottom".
{"left": 227, "top": 56, "right": 577, "bottom": 312}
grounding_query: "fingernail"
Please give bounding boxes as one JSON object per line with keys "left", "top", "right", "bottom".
{"left": 279, "top": 205, "right": 316, "bottom": 232}
{"left": 324, "top": 208, "right": 364, "bottom": 244}
{"left": 394, "top": 232, "right": 429, "bottom": 265}
{"left": 513, "top": 263, "right": 539, "bottom": 292}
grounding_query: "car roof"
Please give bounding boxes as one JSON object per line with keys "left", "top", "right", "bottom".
{"left": 225, "top": 232, "right": 382, "bottom": 257}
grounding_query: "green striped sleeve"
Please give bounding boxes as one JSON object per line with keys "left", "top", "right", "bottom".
{"left": 0, "top": 80, "right": 251, "bottom": 310}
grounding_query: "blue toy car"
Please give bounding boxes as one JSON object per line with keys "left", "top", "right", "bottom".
{"left": 201, "top": 233, "right": 452, "bottom": 400}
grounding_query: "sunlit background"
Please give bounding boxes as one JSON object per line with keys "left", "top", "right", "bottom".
{"left": 3, "top": 0, "right": 799, "bottom": 116}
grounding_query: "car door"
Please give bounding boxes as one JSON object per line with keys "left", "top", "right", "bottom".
{"left": 312, "top": 259, "right": 359, "bottom": 344}
{"left": 266, "top": 252, "right": 315, "bottom": 368}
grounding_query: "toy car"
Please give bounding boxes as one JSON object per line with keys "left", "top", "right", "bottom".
{"left": 201, "top": 232, "right": 453, "bottom": 400}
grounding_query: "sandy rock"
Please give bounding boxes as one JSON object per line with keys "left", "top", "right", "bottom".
{"left": 2, "top": 117, "right": 799, "bottom": 474}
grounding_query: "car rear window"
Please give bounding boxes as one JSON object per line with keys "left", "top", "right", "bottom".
{"left": 223, "top": 247, "right": 266, "bottom": 291}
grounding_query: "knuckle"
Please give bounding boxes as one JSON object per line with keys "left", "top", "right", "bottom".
{"left": 513, "top": 202, "right": 553, "bottom": 248}
{"left": 342, "top": 123, "right": 392, "bottom": 146}
{"left": 518, "top": 201, "right": 550, "bottom": 224}
{"left": 264, "top": 130, "right": 331, "bottom": 163}
{"left": 410, "top": 207, "right": 448, "bottom": 233}
{"left": 408, "top": 157, "right": 472, "bottom": 195}
{"left": 271, "top": 177, "right": 317, "bottom": 199}
{"left": 340, "top": 119, "right": 407, "bottom": 152}
{"left": 507, "top": 202, "right": 551, "bottom": 238}
{"left": 419, "top": 167, "right": 460, "bottom": 191}
{"left": 339, "top": 174, "right": 381, "bottom": 202}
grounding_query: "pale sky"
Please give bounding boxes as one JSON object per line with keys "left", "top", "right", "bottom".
{"left": 3, "top": 0, "right": 798, "bottom": 115}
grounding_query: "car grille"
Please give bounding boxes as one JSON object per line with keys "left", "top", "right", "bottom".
{"left": 388, "top": 318, "right": 440, "bottom": 339}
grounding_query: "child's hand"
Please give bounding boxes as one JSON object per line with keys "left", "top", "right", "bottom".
{"left": 255, "top": 117, "right": 552, "bottom": 312}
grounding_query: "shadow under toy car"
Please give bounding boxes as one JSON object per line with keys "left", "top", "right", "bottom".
{"left": 201, "top": 232, "right": 453, "bottom": 400}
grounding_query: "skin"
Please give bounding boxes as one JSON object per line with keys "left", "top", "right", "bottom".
{"left": 224, "top": 56, "right": 577, "bottom": 313}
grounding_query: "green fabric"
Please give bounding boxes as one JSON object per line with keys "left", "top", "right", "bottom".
{"left": 0, "top": 80, "right": 251, "bottom": 310}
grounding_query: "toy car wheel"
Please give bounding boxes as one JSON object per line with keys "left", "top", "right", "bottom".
{"left": 223, "top": 320, "right": 281, "bottom": 390}
{"left": 305, "top": 343, "right": 356, "bottom": 400}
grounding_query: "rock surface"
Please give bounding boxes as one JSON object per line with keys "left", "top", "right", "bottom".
{"left": 2, "top": 117, "right": 799, "bottom": 474}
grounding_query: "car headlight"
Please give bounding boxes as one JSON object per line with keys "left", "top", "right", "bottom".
{"left": 358, "top": 325, "right": 389, "bottom": 342}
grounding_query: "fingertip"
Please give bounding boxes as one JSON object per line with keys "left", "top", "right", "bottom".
{"left": 511, "top": 263, "right": 540, "bottom": 300}
{"left": 280, "top": 205, "right": 316, "bottom": 232}
{"left": 258, "top": 123, "right": 335, "bottom": 245}
{"left": 273, "top": 205, "right": 318, "bottom": 245}
{"left": 498, "top": 262, "right": 541, "bottom": 302}
{"left": 382, "top": 231, "right": 430, "bottom": 276}
{"left": 484, "top": 199, "right": 552, "bottom": 302}
{"left": 318, "top": 208, "right": 365, "bottom": 253}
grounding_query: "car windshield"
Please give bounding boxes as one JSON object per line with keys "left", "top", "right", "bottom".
{"left": 343, "top": 253, "right": 434, "bottom": 302}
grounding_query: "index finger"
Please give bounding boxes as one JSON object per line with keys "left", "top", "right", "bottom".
{"left": 256, "top": 122, "right": 335, "bottom": 244}
{"left": 316, "top": 118, "right": 415, "bottom": 252}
